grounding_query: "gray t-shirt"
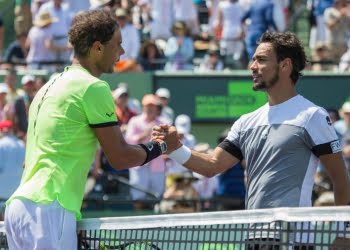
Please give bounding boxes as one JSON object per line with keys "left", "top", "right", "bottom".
{"left": 222, "top": 95, "right": 341, "bottom": 210}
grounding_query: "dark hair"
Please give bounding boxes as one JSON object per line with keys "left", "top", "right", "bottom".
{"left": 258, "top": 32, "right": 307, "bottom": 83}
{"left": 68, "top": 10, "right": 119, "bottom": 57}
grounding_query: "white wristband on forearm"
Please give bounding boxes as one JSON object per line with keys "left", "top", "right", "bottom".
{"left": 169, "top": 145, "right": 191, "bottom": 165}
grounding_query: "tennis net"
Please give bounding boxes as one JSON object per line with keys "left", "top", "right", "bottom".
{"left": 1, "top": 206, "right": 350, "bottom": 249}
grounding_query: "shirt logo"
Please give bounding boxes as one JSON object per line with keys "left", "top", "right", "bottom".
{"left": 106, "top": 112, "right": 114, "bottom": 117}
{"left": 326, "top": 116, "right": 332, "bottom": 126}
{"left": 330, "top": 140, "right": 341, "bottom": 153}
{"left": 147, "top": 144, "right": 154, "bottom": 151}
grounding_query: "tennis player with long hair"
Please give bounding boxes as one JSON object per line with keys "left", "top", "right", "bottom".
{"left": 4, "top": 10, "right": 176, "bottom": 249}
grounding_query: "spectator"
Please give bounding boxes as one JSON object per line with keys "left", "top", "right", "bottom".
{"left": 139, "top": 40, "right": 165, "bottom": 71}
{"left": 215, "top": 0, "right": 245, "bottom": 67}
{"left": 338, "top": 40, "right": 350, "bottom": 72}
{"left": 118, "top": 82, "right": 142, "bottom": 114}
{"left": 164, "top": 21, "right": 194, "bottom": 71}
{"left": 155, "top": 87, "right": 174, "bottom": 123}
{"left": 125, "top": 94, "right": 170, "bottom": 209}
{"left": 166, "top": 114, "right": 197, "bottom": 177}
{"left": 310, "top": 0, "right": 334, "bottom": 50}
{"left": 324, "top": 0, "right": 350, "bottom": 65}
{"left": 33, "top": 76, "right": 47, "bottom": 91}
{"left": 31, "top": 0, "right": 49, "bottom": 18}
{"left": 37, "top": 0, "right": 73, "bottom": 67}
{"left": 4, "top": 69, "right": 24, "bottom": 106}
{"left": 14, "top": 0, "right": 32, "bottom": 37}
{"left": 149, "top": 0, "right": 174, "bottom": 40}
{"left": 156, "top": 171, "right": 200, "bottom": 213}
{"left": 114, "top": 8, "right": 142, "bottom": 72}
{"left": 334, "top": 101, "right": 350, "bottom": 142}
{"left": 131, "top": 0, "right": 152, "bottom": 40}
{"left": 2, "top": 33, "right": 28, "bottom": 67}
{"left": 173, "top": 0, "right": 200, "bottom": 36}
{"left": 241, "top": 0, "right": 277, "bottom": 62}
{"left": 0, "top": 84, "right": 11, "bottom": 122}
{"left": 112, "top": 87, "right": 138, "bottom": 134}
{"left": 13, "top": 75, "right": 37, "bottom": 141}
{"left": 26, "top": 11, "right": 62, "bottom": 72}
{"left": 196, "top": 43, "right": 224, "bottom": 71}
{"left": 311, "top": 42, "right": 333, "bottom": 71}
{"left": 0, "top": 120, "right": 25, "bottom": 220}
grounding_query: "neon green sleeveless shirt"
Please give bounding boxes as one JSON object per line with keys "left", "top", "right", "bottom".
{"left": 7, "top": 66, "right": 118, "bottom": 220}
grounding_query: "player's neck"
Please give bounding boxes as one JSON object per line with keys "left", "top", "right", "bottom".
{"left": 71, "top": 57, "right": 102, "bottom": 78}
{"left": 267, "top": 83, "right": 297, "bottom": 106}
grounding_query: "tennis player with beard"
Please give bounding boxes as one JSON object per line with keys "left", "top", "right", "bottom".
{"left": 154, "top": 32, "right": 350, "bottom": 249}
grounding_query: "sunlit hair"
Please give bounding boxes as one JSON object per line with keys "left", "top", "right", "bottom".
{"left": 69, "top": 10, "right": 119, "bottom": 57}
{"left": 258, "top": 32, "right": 307, "bottom": 84}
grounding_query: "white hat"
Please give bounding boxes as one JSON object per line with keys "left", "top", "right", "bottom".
{"left": 342, "top": 102, "right": 350, "bottom": 113}
{"left": 112, "top": 87, "right": 128, "bottom": 100}
{"left": 0, "top": 83, "right": 8, "bottom": 94}
{"left": 21, "top": 74, "right": 35, "bottom": 85}
{"left": 175, "top": 114, "right": 191, "bottom": 134}
{"left": 155, "top": 88, "right": 170, "bottom": 99}
{"left": 89, "top": 0, "right": 111, "bottom": 9}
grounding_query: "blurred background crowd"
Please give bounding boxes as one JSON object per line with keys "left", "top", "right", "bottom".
{"left": 2, "top": 0, "right": 350, "bottom": 72}
{"left": 0, "top": 0, "right": 350, "bottom": 217}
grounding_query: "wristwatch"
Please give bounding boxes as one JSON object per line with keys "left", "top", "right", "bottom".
{"left": 158, "top": 141, "right": 168, "bottom": 154}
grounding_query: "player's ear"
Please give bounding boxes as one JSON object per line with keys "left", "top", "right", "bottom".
{"left": 92, "top": 41, "right": 103, "bottom": 53}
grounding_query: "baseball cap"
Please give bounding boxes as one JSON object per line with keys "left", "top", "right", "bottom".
{"left": 21, "top": 74, "right": 35, "bottom": 85}
{"left": 112, "top": 87, "right": 128, "bottom": 100}
{"left": 175, "top": 114, "right": 191, "bottom": 134}
{"left": 155, "top": 88, "right": 170, "bottom": 99}
{"left": 0, "top": 120, "right": 13, "bottom": 130}
{"left": 342, "top": 102, "right": 350, "bottom": 113}
{"left": 0, "top": 83, "right": 8, "bottom": 94}
{"left": 142, "top": 94, "right": 160, "bottom": 106}
{"left": 115, "top": 8, "right": 128, "bottom": 17}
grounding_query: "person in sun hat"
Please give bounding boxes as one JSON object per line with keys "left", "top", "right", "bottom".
{"left": 26, "top": 11, "right": 59, "bottom": 72}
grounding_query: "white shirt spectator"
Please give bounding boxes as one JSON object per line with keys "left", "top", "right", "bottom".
{"left": 150, "top": 0, "right": 174, "bottom": 40}
{"left": 120, "top": 23, "right": 141, "bottom": 60}
{"left": 173, "top": 0, "right": 200, "bottom": 35}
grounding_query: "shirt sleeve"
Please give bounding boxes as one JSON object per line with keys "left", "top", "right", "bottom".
{"left": 219, "top": 117, "right": 244, "bottom": 160}
{"left": 82, "top": 81, "right": 118, "bottom": 128}
{"left": 306, "top": 108, "right": 342, "bottom": 157}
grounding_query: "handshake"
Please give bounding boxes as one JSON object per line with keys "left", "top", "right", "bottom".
{"left": 151, "top": 124, "right": 182, "bottom": 154}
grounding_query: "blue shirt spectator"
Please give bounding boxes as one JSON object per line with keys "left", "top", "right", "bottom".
{"left": 241, "top": 0, "right": 277, "bottom": 60}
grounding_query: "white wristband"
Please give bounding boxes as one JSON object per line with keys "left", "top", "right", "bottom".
{"left": 169, "top": 145, "right": 191, "bottom": 165}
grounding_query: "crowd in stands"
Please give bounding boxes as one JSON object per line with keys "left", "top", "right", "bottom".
{"left": 2, "top": 0, "right": 350, "bottom": 72}
{"left": 1, "top": 0, "right": 350, "bottom": 215}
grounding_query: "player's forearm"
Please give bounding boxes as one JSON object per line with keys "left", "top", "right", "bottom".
{"left": 333, "top": 180, "right": 350, "bottom": 206}
{"left": 182, "top": 150, "right": 219, "bottom": 177}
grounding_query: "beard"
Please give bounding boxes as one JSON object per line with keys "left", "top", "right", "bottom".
{"left": 253, "top": 68, "right": 279, "bottom": 91}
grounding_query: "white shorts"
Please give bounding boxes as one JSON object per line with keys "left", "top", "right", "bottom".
{"left": 5, "top": 198, "right": 77, "bottom": 250}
